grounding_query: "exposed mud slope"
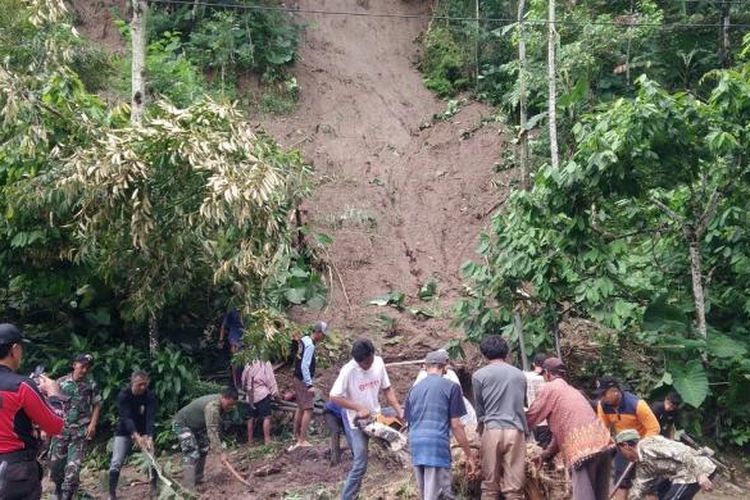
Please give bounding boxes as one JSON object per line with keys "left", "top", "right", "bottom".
{"left": 263, "top": 0, "right": 508, "bottom": 360}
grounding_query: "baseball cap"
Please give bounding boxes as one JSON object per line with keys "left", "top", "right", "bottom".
{"left": 313, "top": 321, "right": 329, "bottom": 335}
{"left": 596, "top": 375, "right": 620, "bottom": 396}
{"left": 74, "top": 353, "right": 94, "bottom": 366}
{"left": 424, "top": 349, "right": 450, "bottom": 365}
{"left": 615, "top": 429, "right": 640, "bottom": 444}
{"left": 542, "top": 357, "right": 566, "bottom": 374}
{"left": 0, "top": 323, "right": 28, "bottom": 345}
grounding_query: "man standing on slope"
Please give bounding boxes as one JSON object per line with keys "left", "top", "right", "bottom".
{"left": 330, "top": 339, "right": 403, "bottom": 500}
{"left": 49, "top": 353, "right": 102, "bottom": 500}
{"left": 290, "top": 320, "right": 328, "bottom": 450}
{"left": 108, "top": 370, "right": 157, "bottom": 500}
{"left": 406, "top": 349, "right": 477, "bottom": 500}
{"left": 597, "top": 376, "right": 660, "bottom": 500}
{"left": 0, "top": 324, "right": 65, "bottom": 500}
{"left": 472, "top": 335, "right": 527, "bottom": 500}
{"left": 526, "top": 358, "right": 613, "bottom": 500}
{"left": 173, "top": 387, "right": 238, "bottom": 490}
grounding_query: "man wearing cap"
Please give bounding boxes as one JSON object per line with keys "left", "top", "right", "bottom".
{"left": 0, "top": 323, "right": 66, "bottom": 500}
{"left": 290, "top": 320, "right": 328, "bottom": 450}
{"left": 526, "top": 358, "right": 613, "bottom": 500}
{"left": 596, "top": 376, "right": 660, "bottom": 500}
{"left": 405, "top": 350, "right": 477, "bottom": 500}
{"left": 49, "top": 353, "right": 102, "bottom": 500}
{"left": 615, "top": 429, "right": 715, "bottom": 500}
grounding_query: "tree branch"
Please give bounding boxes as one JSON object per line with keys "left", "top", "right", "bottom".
{"left": 651, "top": 197, "right": 684, "bottom": 222}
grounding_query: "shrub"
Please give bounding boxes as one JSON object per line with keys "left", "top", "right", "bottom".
{"left": 421, "top": 27, "right": 470, "bottom": 97}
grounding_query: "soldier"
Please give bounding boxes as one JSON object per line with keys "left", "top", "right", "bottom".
{"left": 615, "top": 429, "right": 716, "bottom": 500}
{"left": 49, "top": 353, "right": 102, "bottom": 500}
{"left": 172, "top": 387, "right": 239, "bottom": 490}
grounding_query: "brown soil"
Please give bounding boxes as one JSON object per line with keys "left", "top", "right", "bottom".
{"left": 261, "top": 0, "right": 508, "bottom": 395}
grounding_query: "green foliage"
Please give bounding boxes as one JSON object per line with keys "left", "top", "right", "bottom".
{"left": 146, "top": 0, "right": 300, "bottom": 93}
{"left": 458, "top": 45, "right": 750, "bottom": 443}
{"left": 1, "top": 0, "right": 321, "bottom": 398}
{"left": 259, "top": 76, "right": 299, "bottom": 114}
{"left": 421, "top": 26, "right": 470, "bottom": 97}
{"left": 369, "top": 291, "right": 406, "bottom": 311}
{"left": 116, "top": 30, "right": 207, "bottom": 107}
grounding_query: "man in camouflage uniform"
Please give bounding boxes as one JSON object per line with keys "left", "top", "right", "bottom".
{"left": 615, "top": 429, "right": 717, "bottom": 500}
{"left": 172, "top": 386, "right": 238, "bottom": 490}
{"left": 49, "top": 354, "right": 102, "bottom": 500}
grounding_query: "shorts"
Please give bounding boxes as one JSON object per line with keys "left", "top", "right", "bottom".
{"left": 249, "top": 395, "right": 273, "bottom": 419}
{"left": 613, "top": 449, "right": 636, "bottom": 489}
{"left": 293, "top": 378, "right": 315, "bottom": 410}
{"left": 228, "top": 328, "right": 244, "bottom": 349}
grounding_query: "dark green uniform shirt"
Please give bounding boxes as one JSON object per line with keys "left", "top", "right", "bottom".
{"left": 57, "top": 374, "right": 101, "bottom": 428}
{"left": 174, "top": 394, "right": 223, "bottom": 450}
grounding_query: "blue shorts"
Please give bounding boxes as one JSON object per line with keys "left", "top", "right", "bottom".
{"left": 228, "top": 328, "right": 244, "bottom": 348}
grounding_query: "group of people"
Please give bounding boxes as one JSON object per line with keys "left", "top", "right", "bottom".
{"left": 0, "top": 323, "right": 159, "bottom": 500}
{"left": 454, "top": 335, "right": 714, "bottom": 500}
{"left": 0, "top": 319, "right": 722, "bottom": 500}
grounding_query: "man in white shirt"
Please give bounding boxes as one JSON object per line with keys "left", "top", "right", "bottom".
{"left": 524, "top": 352, "right": 551, "bottom": 447}
{"left": 330, "top": 339, "right": 403, "bottom": 500}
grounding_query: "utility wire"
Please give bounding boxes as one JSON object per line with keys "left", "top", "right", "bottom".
{"left": 148, "top": 0, "right": 750, "bottom": 29}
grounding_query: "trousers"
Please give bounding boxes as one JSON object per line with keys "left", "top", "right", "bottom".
{"left": 49, "top": 427, "right": 87, "bottom": 497}
{"left": 570, "top": 451, "right": 611, "bottom": 500}
{"left": 0, "top": 459, "right": 42, "bottom": 500}
{"left": 479, "top": 428, "right": 525, "bottom": 500}
{"left": 413, "top": 465, "right": 454, "bottom": 500}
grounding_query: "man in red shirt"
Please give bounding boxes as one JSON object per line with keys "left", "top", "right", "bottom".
{"left": 0, "top": 323, "right": 65, "bottom": 500}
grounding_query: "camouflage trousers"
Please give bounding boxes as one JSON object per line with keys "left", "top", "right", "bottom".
{"left": 49, "top": 427, "right": 88, "bottom": 496}
{"left": 173, "top": 421, "right": 209, "bottom": 465}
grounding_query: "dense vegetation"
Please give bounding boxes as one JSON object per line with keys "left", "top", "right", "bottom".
{"left": 0, "top": 0, "right": 317, "bottom": 446}
{"left": 431, "top": 1, "right": 750, "bottom": 447}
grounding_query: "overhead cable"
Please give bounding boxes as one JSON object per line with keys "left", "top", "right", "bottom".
{"left": 148, "top": 0, "right": 750, "bottom": 29}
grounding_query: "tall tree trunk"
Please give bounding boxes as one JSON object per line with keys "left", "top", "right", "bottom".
{"left": 514, "top": 311, "right": 529, "bottom": 371}
{"left": 688, "top": 239, "right": 707, "bottom": 340}
{"left": 474, "top": 0, "right": 480, "bottom": 89}
{"left": 547, "top": 0, "right": 560, "bottom": 170}
{"left": 148, "top": 312, "right": 159, "bottom": 354}
{"left": 131, "top": 0, "right": 148, "bottom": 124}
{"left": 625, "top": 0, "right": 634, "bottom": 87}
{"left": 719, "top": 1, "right": 731, "bottom": 67}
{"left": 518, "top": 0, "right": 530, "bottom": 189}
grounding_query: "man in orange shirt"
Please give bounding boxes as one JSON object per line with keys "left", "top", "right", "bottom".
{"left": 596, "top": 376, "right": 660, "bottom": 500}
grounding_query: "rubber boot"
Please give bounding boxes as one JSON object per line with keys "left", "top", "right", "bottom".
{"left": 149, "top": 468, "right": 158, "bottom": 498}
{"left": 108, "top": 469, "right": 119, "bottom": 500}
{"left": 195, "top": 455, "right": 207, "bottom": 484}
{"left": 182, "top": 463, "right": 197, "bottom": 490}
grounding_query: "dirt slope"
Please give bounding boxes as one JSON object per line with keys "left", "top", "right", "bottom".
{"left": 263, "top": 0, "right": 507, "bottom": 364}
